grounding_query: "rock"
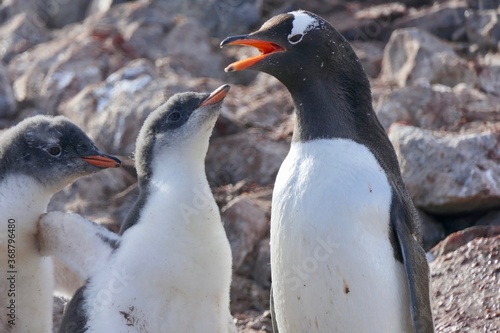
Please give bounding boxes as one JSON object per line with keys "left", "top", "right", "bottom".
{"left": 439, "top": 213, "right": 483, "bottom": 235}
{"left": 230, "top": 274, "right": 270, "bottom": 315}
{"left": 84, "top": 2, "right": 224, "bottom": 79}
{"left": 0, "top": 63, "right": 16, "bottom": 118}
{"left": 206, "top": 129, "right": 289, "bottom": 186}
{"left": 337, "top": 3, "right": 407, "bottom": 41}
{"left": 153, "top": 0, "right": 262, "bottom": 37}
{"left": 389, "top": 123, "right": 500, "bottom": 214}
{"left": 222, "top": 195, "right": 269, "bottom": 271}
{"left": 7, "top": 22, "right": 132, "bottom": 110}
{"left": 466, "top": 0, "right": 500, "bottom": 9}
{"left": 87, "top": 2, "right": 172, "bottom": 61}
{"left": 429, "top": 225, "right": 500, "bottom": 259}
{"left": 87, "top": 0, "right": 130, "bottom": 16}
{"left": 392, "top": 3, "right": 467, "bottom": 41}
{"left": 465, "top": 9, "right": 500, "bottom": 51}
{"left": 381, "top": 27, "right": 477, "bottom": 88}
{"left": 430, "top": 235, "right": 500, "bottom": 333}
{"left": 478, "top": 53, "right": 500, "bottom": 96}
{"left": 0, "top": 13, "right": 49, "bottom": 64}
{"left": 417, "top": 209, "right": 445, "bottom": 251}
{"left": 351, "top": 41, "right": 385, "bottom": 77}
{"left": 224, "top": 74, "right": 293, "bottom": 130}
{"left": 251, "top": 238, "right": 271, "bottom": 288}
{"left": 0, "top": 0, "right": 37, "bottom": 25}
{"left": 376, "top": 83, "right": 500, "bottom": 131}
{"left": 475, "top": 209, "right": 500, "bottom": 226}
{"left": 162, "top": 17, "right": 224, "bottom": 79}
{"left": 36, "top": 0, "right": 90, "bottom": 29}
{"left": 234, "top": 310, "right": 273, "bottom": 333}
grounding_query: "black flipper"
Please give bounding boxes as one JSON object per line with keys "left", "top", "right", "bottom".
{"left": 270, "top": 286, "right": 279, "bottom": 333}
{"left": 59, "top": 285, "right": 88, "bottom": 333}
{"left": 391, "top": 191, "right": 434, "bottom": 333}
{"left": 119, "top": 188, "right": 149, "bottom": 235}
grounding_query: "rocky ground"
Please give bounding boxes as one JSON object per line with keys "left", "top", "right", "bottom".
{"left": 0, "top": 0, "right": 499, "bottom": 332}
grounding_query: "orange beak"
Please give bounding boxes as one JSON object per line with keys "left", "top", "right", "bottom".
{"left": 220, "top": 36, "right": 285, "bottom": 72}
{"left": 200, "top": 84, "right": 231, "bottom": 107}
{"left": 82, "top": 154, "right": 122, "bottom": 169}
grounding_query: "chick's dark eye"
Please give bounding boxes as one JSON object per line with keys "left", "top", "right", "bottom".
{"left": 48, "top": 145, "right": 62, "bottom": 156}
{"left": 169, "top": 111, "right": 181, "bottom": 122}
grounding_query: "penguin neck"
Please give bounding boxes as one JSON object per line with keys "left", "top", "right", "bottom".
{"left": 135, "top": 151, "right": 217, "bottom": 235}
{"left": 149, "top": 147, "right": 206, "bottom": 184}
{"left": 286, "top": 68, "right": 374, "bottom": 144}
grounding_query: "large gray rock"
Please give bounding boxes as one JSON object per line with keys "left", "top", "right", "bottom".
{"left": 0, "top": 13, "right": 49, "bottom": 64}
{"left": 392, "top": 4, "right": 467, "bottom": 41}
{"left": 466, "top": 0, "right": 500, "bottom": 9}
{"left": 1, "top": 0, "right": 92, "bottom": 30}
{"left": 206, "top": 129, "right": 289, "bottom": 186}
{"left": 381, "top": 28, "right": 477, "bottom": 87}
{"left": 83, "top": 2, "right": 225, "bottom": 79}
{"left": 478, "top": 53, "right": 500, "bottom": 96}
{"left": 153, "top": 0, "right": 262, "bottom": 37}
{"left": 161, "top": 17, "right": 224, "bottom": 79}
{"left": 465, "top": 9, "right": 500, "bottom": 51}
{"left": 351, "top": 41, "right": 385, "bottom": 78}
{"left": 389, "top": 123, "right": 500, "bottom": 214}
{"left": 222, "top": 195, "right": 269, "bottom": 271}
{"left": 86, "top": 0, "right": 130, "bottom": 17}
{"left": 0, "top": 0, "right": 37, "bottom": 25}
{"left": 430, "top": 235, "right": 500, "bottom": 333}
{"left": 223, "top": 74, "right": 293, "bottom": 130}
{"left": 0, "top": 63, "right": 16, "bottom": 118}
{"left": 36, "top": 0, "right": 90, "bottom": 29}
{"left": 251, "top": 238, "right": 271, "bottom": 288}
{"left": 376, "top": 83, "right": 500, "bottom": 130}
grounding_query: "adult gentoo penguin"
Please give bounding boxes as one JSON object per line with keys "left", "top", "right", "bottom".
{"left": 0, "top": 115, "right": 121, "bottom": 333}
{"left": 221, "top": 10, "right": 434, "bottom": 333}
{"left": 58, "top": 85, "right": 237, "bottom": 333}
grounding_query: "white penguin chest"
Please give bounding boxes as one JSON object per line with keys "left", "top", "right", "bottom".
{"left": 270, "top": 139, "right": 411, "bottom": 333}
{"left": 83, "top": 184, "right": 234, "bottom": 333}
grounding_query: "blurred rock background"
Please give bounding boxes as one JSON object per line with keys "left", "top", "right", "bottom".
{"left": 0, "top": 0, "right": 499, "bottom": 331}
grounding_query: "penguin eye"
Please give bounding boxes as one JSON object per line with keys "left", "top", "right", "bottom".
{"left": 288, "top": 34, "right": 303, "bottom": 44}
{"left": 48, "top": 145, "right": 62, "bottom": 157}
{"left": 168, "top": 111, "right": 181, "bottom": 122}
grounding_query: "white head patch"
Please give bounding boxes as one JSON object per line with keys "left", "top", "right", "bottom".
{"left": 287, "top": 11, "right": 319, "bottom": 44}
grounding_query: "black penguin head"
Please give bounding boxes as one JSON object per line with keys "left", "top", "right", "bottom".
{"left": 221, "top": 10, "right": 365, "bottom": 89}
{"left": 0, "top": 115, "right": 121, "bottom": 191}
{"left": 135, "top": 85, "right": 230, "bottom": 181}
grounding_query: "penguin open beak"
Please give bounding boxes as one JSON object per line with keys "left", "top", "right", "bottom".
{"left": 82, "top": 153, "right": 122, "bottom": 169}
{"left": 200, "top": 84, "right": 231, "bottom": 107}
{"left": 220, "top": 35, "right": 285, "bottom": 72}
